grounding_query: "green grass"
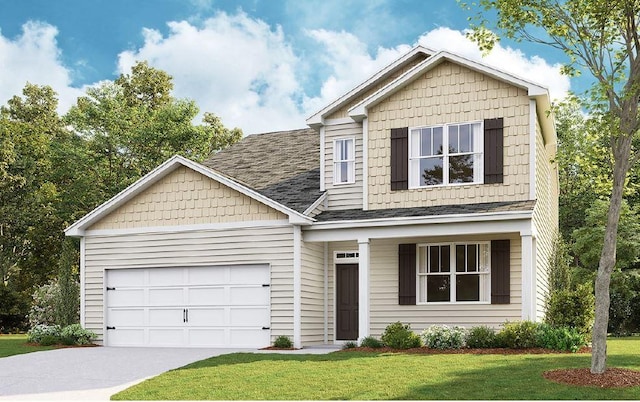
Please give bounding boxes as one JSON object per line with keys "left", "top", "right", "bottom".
{"left": 112, "top": 338, "right": 640, "bottom": 400}
{"left": 0, "top": 334, "right": 55, "bottom": 358}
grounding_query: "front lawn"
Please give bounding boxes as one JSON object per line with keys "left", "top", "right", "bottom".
{"left": 0, "top": 334, "right": 55, "bottom": 358}
{"left": 112, "top": 337, "right": 640, "bottom": 400}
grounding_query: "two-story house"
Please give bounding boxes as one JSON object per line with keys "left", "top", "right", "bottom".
{"left": 65, "top": 45, "right": 558, "bottom": 348}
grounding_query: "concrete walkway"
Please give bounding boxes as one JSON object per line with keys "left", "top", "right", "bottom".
{"left": 0, "top": 345, "right": 340, "bottom": 400}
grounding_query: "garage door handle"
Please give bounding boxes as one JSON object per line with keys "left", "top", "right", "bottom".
{"left": 186, "top": 309, "right": 189, "bottom": 323}
{"left": 183, "top": 309, "right": 186, "bottom": 323}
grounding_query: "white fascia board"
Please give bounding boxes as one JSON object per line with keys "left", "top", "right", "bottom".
{"left": 305, "top": 45, "right": 435, "bottom": 127}
{"left": 65, "top": 155, "right": 312, "bottom": 237}
{"left": 302, "top": 192, "right": 327, "bottom": 216}
{"left": 303, "top": 211, "right": 533, "bottom": 242}
{"left": 349, "top": 50, "right": 550, "bottom": 121}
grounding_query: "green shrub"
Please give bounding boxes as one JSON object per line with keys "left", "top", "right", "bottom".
{"left": 381, "top": 322, "right": 422, "bottom": 349}
{"left": 343, "top": 341, "right": 358, "bottom": 349}
{"left": 545, "top": 283, "right": 595, "bottom": 341}
{"left": 535, "top": 323, "right": 586, "bottom": 352}
{"left": 273, "top": 335, "right": 293, "bottom": 348}
{"left": 60, "top": 324, "right": 96, "bottom": 345}
{"left": 39, "top": 334, "right": 61, "bottom": 346}
{"left": 421, "top": 325, "right": 466, "bottom": 349}
{"left": 27, "top": 324, "right": 61, "bottom": 343}
{"left": 359, "top": 336, "right": 384, "bottom": 348}
{"left": 608, "top": 271, "right": 640, "bottom": 336}
{"left": 466, "top": 325, "right": 499, "bottom": 348}
{"left": 60, "top": 336, "right": 77, "bottom": 346}
{"left": 497, "top": 321, "right": 541, "bottom": 349}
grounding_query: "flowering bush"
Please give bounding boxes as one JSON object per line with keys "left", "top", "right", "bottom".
{"left": 28, "top": 281, "right": 59, "bottom": 328}
{"left": 60, "top": 324, "right": 96, "bottom": 345}
{"left": 421, "top": 325, "right": 467, "bottom": 349}
{"left": 27, "top": 324, "right": 61, "bottom": 344}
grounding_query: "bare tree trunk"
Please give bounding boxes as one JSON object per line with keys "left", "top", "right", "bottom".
{"left": 591, "top": 138, "right": 632, "bottom": 374}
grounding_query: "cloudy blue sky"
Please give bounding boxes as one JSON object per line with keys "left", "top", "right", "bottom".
{"left": 0, "top": 0, "right": 576, "bottom": 134}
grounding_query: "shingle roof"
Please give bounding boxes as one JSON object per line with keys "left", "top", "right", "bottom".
{"left": 314, "top": 200, "right": 536, "bottom": 222}
{"left": 202, "top": 128, "right": 323, "bottom": 214}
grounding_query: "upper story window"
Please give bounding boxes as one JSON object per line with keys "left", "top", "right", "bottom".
{"left": 333, "top": 138, "right": 355, "bottom": 185}
{"left": 409, "top": 122, "right": 483, "bottom": 188}
{"left": 417, "top": 242, "right": 490, "bottom": 303}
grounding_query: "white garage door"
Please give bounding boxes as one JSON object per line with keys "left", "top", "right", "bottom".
{"left": 105, "top": 265, "right": 270, "bottom": 348}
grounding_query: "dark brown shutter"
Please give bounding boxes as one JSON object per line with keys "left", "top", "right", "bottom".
{"left": 491, "top": 239, "right": 510, "bottom": 304}
{"left": 391, "top": 127, "right": 409, "bottom": 190}
{"left": 484, "top": 118, "right": 504, "bottom": 184}
{"left": 398, "top": 243, "right": 416, "bottom": 305}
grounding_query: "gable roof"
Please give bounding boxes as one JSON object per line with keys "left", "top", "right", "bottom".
{"left": 306, "top": 45, "right": 436, "bottom": 127}
{"left": 203, "top": 128, "right": 323, "bottom": 214}
{"left": 65, "top": 154, "right": 314, "bottom": 236}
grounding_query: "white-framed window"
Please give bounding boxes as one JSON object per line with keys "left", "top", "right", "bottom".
{"left": 409, "top": 122, "right": 483, "bottom": 188}
{"left": 333, "top": 138, "right": 355, "bottom": 185}
{"left": 417, "top": 242, "right": 490, "bottom": 303}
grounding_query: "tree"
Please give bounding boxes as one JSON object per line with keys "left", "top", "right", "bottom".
{"left": 465, "top": 0, "right": 640, "bottom": 373}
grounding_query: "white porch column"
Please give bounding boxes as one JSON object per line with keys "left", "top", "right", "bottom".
{"left": 520, "top": 233, "right": 537, "bottom": 320}
{"left": 358, "top": 238, "right": 370, "bottom": 341}
{"left": 293, "top": 225, "right": 302, "bottom": 348}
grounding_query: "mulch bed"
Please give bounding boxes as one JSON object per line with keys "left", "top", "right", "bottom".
{"left": 544, "top": 368, "right": 640, "bottom": 388}
{"left": 339, "top": 346, "right": 592, "bottom": 354}
{"left": 25, "top": 342, "right": 99, "bottom": 348}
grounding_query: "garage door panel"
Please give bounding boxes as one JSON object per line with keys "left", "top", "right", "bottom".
{"left": 108, "top": 289, "right": 144, "bottom": 307}
{"left": 107, "top": 270, "right": 145, "bottom": 287}
{"left": 229, "top": 265, "right": 269, "bottom": 284}
{"left": 148, "top": 329, "right": 185, "bottom": 346}
{"left": 186, "top": 307, "right": 226, "bottom": 326}
{"left": 188, "top": 329, "right": 226, "bottom": 346}
{"left": 188, "top": 287, "right": 226, "bottom": 305}
{"left": 230, "top": 286, "right": 269, "bottom": 305}
{"left": 230, "top": 307, "right": 270, "bottom": 326}
{"left": 108, "top": 329, "right": 145, "bottom": 346}
{"left": 229, "top": 329, "right": 270, "bottom": 347}
{"left": 149, "top": 288, "right": 184, "bottom": 306}
{"left": 187, "top": 267, "right": 226, "bottom": 285}
{"left": 148, "top": 308, "right": 184, "bottom": 326}
{"left": 148, "top": 268, "right": 184, "bottom": 286}
{"left": 109, "top": 308, "right": 145, "bottom": 326}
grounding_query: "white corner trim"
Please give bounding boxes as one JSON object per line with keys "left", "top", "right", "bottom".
{"left": 529, "top": 99, "right": 537, "bottom": 201}
{"left": 521, "top": 233, "right": 536, "bottom": 320}
{"left": 79, "top": 237, "right": 86, "bottom": 327}
{"left": 293, "top": 225, "right": 302, "bottom": 348}
{"left": 362, "top": 118, "right": 369, "bottom": 211}
{"left": 303, "top": 193, "right": 327, "bottom": 216}
{"left": 65, "top": 155, "right": 312, "bottom": 237}
{"left": 319, "top": 126, "right": 326, "bottom": 192}
{"left": 323, "top": 242, "right": 329, "bottom": 344}
{"left": 348, "top": 50, "right": 549, "bottom": 121}
{"left": 83, "top": 220, "right": 292, "bottom": 237}
{"left": 357, "top": 239, "right": 370, "bottom": 341}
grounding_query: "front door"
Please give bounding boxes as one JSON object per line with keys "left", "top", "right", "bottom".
{"left": 336, "top": 263, "right": 358, "bottom": 340}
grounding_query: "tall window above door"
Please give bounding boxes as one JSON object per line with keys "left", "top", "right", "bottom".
{"left": 409, "top": 122, "right": 483, "bottom": 188}
{"left": 334, "top": 138, "right": 355, "bottom": 185}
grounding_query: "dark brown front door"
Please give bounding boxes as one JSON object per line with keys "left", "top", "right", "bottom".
{"left": 336, "top": 263, "right": 358, "bottom": 340}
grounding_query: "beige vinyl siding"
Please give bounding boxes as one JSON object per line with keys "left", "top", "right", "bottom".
{"left": 367, "top": 61, "right": 531, "bottom": 210}
{"left": 326, "top": 54, "right": 429, "bottom": 120}
{"left": 532, "top": 120, "right": 558, "bottom": 320}
{"left": 90, "top": 166, "right": 286, "bottom": 231}
{"left": 368, "top": 235, "right": 522, "bottom": 337}
{"left": 300, "top": 240, "right": 325, "bottom": 344}
{"left": 324, "top": 122, "right": 364, "bottom": 209}
{"left": 84, "top": 226, "right": 294, "bottom": 344}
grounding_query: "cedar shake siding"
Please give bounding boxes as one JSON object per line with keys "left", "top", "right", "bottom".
{"left": 367, "top": 61, "right": 531, "bottom": 210}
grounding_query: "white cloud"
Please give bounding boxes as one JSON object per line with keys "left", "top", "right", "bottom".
{"left": 117, "top": 11, "right": 306, "bottom": 134}
{"left": 417, "top": 27, "right": 570, "bottom": 101}
{"left": 0, "top": 21, "right": 83, "bottom": 113}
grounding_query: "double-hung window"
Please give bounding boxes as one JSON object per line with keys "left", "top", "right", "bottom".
{"left": 334, "top": 138, "right": 355, "bottom": 184}
{"left": 417, "top": 242, "right": 490, "bottom": 303}
{"left": 409, "top": 122, "right": 483, "bottom": 187}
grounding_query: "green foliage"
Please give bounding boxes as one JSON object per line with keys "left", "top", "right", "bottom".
{"left": 572, "top": 199, "right": 640, "bottom": 271}
{"left": 342, "top": 341, "right": 358, "bottom": 349}
{"left": 55, "top": 239, "right": 80, "bottom": 327}
{"left": 60, "top": 323, "right": 96, "bottom": 345}
{"left": 39, "top": 335, "right": 60, "bottom": 346}
{"left": 27, "top": 324, "right": 61, "bottom": 343}
{"left": 545, "top": 283, "right": 595, "bottom": 341}
{"left": 421, "top": 325, "right": 467, "bottom": 349}
{"left": 273, "top": 335, "right": 293, "bottom": 349}
{"left": 28, "top": 281, "right": 59, "bottom": 327}
{"left": 465, "top": 325, "right": 499, "bottom": 348}
{"left": 359, "top": 336, "right": 384, "bottom": 348}
{"left": 380, "top": 322, "right": 422, "bottom": 349}
{"left": 547, "top": 232, "right": 572, "bottom": 293}
{"left": 0, "top": 284, "right": 29, "bottom": 332}
{"left": 608, "top": 270, "right": 640, "bottom": 336}
{"left": 497, "top": 321, "right": 541, "bottom": 349}
{"left": 535, "top": 324, "right": 586, "bottom": 352}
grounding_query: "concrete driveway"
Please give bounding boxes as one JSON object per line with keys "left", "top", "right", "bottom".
{"left": 0, "top": 346, "right": 252, "bottom": 400}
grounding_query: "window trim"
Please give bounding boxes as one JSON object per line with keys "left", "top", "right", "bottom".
{"left": 416, "top": 241, "right": 491, "bottom": 305}
{"left": 333, "top": 137, "right": 356, "bottom": 185}
{"left": 408, "top": 121, "right": 484, "bottom": 189}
